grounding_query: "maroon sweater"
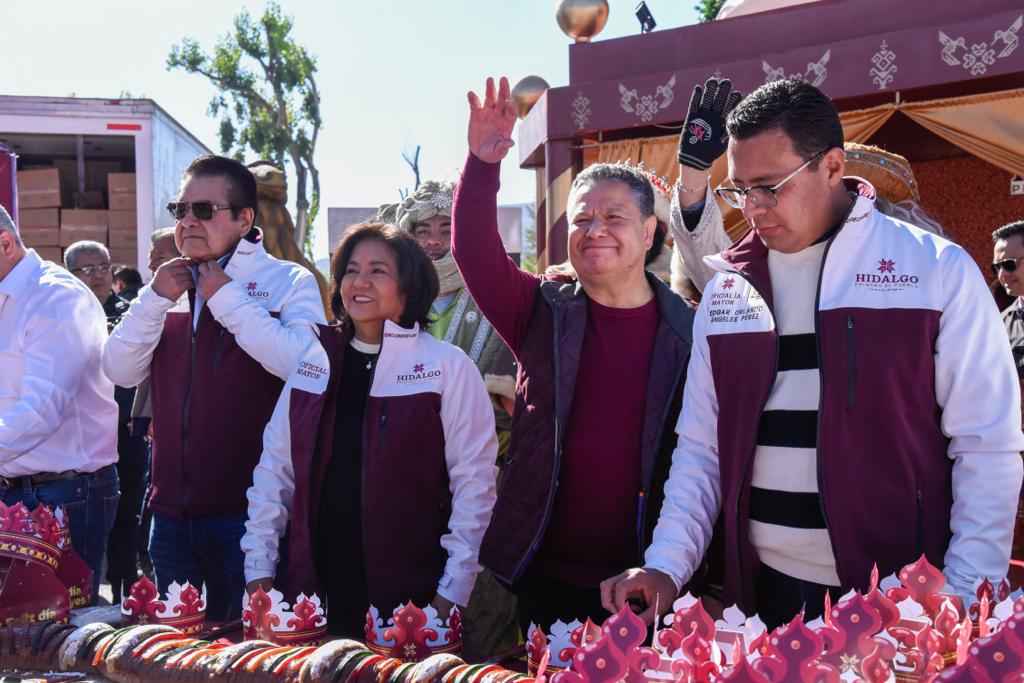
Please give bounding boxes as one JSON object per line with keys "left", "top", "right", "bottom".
{"left": 533, "top": 297, "right": 659, "bottom": 586}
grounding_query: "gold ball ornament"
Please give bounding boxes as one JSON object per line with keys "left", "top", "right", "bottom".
{"left": 555, "top": 0, "right": 609, "bottom": 43}
{"left": 511, "top": 76, "right": 550, "bottom": 119}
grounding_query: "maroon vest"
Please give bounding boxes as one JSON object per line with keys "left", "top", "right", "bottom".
{"left": 283, "top": 326, "right": 451, "bottom": 609}
{"left": 710, "top": 230, "right": 952, "bottom": 612}
{"left": 149, "top": 302, "right": 284, "bottom": 518}
{"left": 478, "top": 274, "right": 694, "bottom": 585}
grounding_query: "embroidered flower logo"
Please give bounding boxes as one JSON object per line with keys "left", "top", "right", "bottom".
{"left": 877, "top": 259, "right": 895, "bottom": 274}
{"left": 413, "top": 364, "right": 424, "bottom": 373}
{"left": 722, "top": 277, "right": 735, "bottom": 289}
{"left": 688, "top": 118, "right": 712, "bottom": 144}
{"left": 246, "top": 281, "right": 258, "bottom": 292}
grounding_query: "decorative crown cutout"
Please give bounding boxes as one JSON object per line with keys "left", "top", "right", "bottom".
{"left": 243, "top": 586, "right": 326, "bottom": 647}
{"left": 364, "top": 601, "right": 462, "bottom": 662}
{"left": 121, "top": 576, "right": 207, "bottom": 635}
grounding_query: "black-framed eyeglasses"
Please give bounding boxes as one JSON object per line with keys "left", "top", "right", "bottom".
{"left": 992, "top": 256, "right": 1024, "bottom": 275}
{"left": 714, "top": 149, "right": 829, "bottom": 210}
{"left": 166, "top": 201, "right": 235, "bottom": 221}
{"left": 71, "top": 263, "right": 111, "bottom": 276}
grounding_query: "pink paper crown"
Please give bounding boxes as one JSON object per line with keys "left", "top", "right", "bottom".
{"left": 121, "top": 576, "right": 207, "bottom": 635}
{"left": 364, "top": 601, "right": 462, "bottom": 662}
{"left": 527, "top": 618, "right": 601, "bottom": 675}
{"left": 242, "top": 586, "right": 326, "bottom": 646}
{"left": 0, "top": 502, "right": 63, "bottom": 571}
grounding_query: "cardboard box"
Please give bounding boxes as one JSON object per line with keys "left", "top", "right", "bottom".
{"left": 108, "top": 231, "right": 137, "bottom": 249}
{"left": 108, "top": 210, "right": 137, "bottom": 232}
{"left": 60, "top": 209, "right": 108, "bottom": 247}
{"left": 35, "top": 246, "right": 63, "bottom": 263}
{"left": 20, "top": 227, "right": 60, "bottom": 247}
{"left": 18, "top": 208, "right": 60, "bottom": 230}
{"left": 108, "top": 247, "right": 137, "bottom": 265}
{"left": 16, "top": 169, "right": 63, "bottom": 208}
{"left": 107, "top": 173, "right": 136, "bottom": 194}
{"left": 109, "top": 191, "right": 136, "bottom": 211}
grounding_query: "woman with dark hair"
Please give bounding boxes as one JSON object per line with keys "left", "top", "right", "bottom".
{"left": 241, "top": 222, "right": 499, "bottom": 636}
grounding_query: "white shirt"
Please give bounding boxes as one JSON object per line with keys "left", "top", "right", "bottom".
{"left": 0, "top": 250, "right": 118, "bottom": 477}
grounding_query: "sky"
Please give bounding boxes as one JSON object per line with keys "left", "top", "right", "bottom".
{"left": 0, "top": 0, "right": 699, "bottom": 259}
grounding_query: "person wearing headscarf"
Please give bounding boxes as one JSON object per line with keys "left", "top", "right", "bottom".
{"left": 395, "top": 181, "right": 517, "bottom": 456}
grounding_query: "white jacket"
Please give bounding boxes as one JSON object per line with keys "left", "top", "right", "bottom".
{"left": 647, "top": 186, "right": 1024, "bottom": 606}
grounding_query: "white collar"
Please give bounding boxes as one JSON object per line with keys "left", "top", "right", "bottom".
{"left": 382, "top": 319, "right": 420, "bottom": 346}
{"left": 224, "top": 228, "right": 268, "bottom": 279}
{"left": 350, "top": 338, "right": 381, "bottom": 354}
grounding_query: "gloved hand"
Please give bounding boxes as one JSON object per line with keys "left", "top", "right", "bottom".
{"left": 676, "top": 78, "right": 744, "bottom": 171}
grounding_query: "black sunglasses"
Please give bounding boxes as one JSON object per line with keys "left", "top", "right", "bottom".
{"left": 991, "top": 257, "right": 1024, "bottom": 276}
{"left": 166, "top": 201, "right": 235, "bottom": 221}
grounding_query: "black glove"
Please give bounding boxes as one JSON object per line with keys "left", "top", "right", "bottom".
{"left": 676, "top": 78, "right": 744, "bottom": 171}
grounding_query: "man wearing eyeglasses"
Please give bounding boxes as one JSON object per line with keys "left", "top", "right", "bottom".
{"left": 65, "top": 241, "right": 129, "bottom": 326}
{"left": 0, "top": 206, "right": 119, "bottom": 603}
{"left": 102, "top": 155, "right": 325, "bottom": 619}
{"left": 603, "top": 78, "right": 1024, "bottom": 628}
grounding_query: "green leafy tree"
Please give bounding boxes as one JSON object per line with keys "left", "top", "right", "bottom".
{"left": 167, "top": 2, "right": 321, "bottom": 254}
{"left": 695, "top": 0, "right": 726, "bottom": 22}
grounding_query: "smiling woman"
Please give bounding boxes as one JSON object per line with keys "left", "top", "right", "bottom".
{"left": 242, "top": 221, "right": 498, "bottom": 638}
{"left": 328, "top": 223, "right": 438, "bottom": 344}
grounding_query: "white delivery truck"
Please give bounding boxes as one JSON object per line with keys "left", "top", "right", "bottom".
{"left": 0, "top": 96, "right": 211, "bottom": 277}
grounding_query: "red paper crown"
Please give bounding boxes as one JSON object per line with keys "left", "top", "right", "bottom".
{"left": 121, "top": 576, "right": 206, "bottom": 635}
{"left": 0, "top": 502, "right": 71, "bottom": 626}
{"left": 364, "top": 602, "right": 462, "bottom": 662}
{"left": 242, "top": 587, "right": 326, "bottom": 647}
{"left": 0, "top": 502, "right": 63, "bottom": 571}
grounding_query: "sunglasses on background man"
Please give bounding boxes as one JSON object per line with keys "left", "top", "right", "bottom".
{"left": 166, "top": 201, "right": 235, "bottom": 221}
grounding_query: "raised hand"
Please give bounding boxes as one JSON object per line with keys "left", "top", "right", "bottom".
{"left": 676, "top": 78, "right": 744, "bottom": 171}
{"left": 467, "top": 76, "right": 517, "bottom": 164}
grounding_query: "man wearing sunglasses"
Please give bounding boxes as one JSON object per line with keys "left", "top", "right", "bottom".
{"left": 993, "top": 221, "right": 1024, "bottom": 380}
{"left": 102, "top": 155, "right": 325, "bottom": 620}
{"left": 604, "top": 78, "right": 1024, "bottom": 628}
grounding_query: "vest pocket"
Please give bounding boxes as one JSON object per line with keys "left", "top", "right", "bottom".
{"left": 846, "top": 314, "right": 856, "bottom": 406}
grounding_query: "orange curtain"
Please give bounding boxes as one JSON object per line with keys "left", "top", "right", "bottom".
{"left": 901, "top": 88, "right": 1024, "bottom": 177}
{"left": 840, "top": 103, "right": 897, "bottom": 143}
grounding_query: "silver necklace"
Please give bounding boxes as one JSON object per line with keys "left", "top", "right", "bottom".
{"left": 350, "top": 339, "right": 380, "bottom": 370}
{"left": 354, "top": 350, "right": 375, "bottom": 370}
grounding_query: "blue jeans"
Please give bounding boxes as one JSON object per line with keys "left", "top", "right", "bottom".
{"left": 149, "top": 512, "right": 247, "bottom": 621}
{"left": 0, "top": 464, "right": 120, "bottom": 603}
